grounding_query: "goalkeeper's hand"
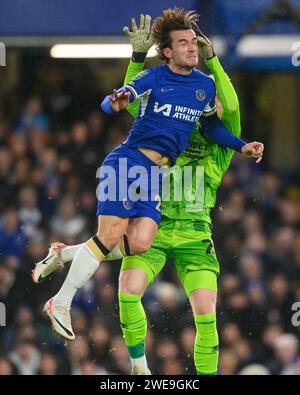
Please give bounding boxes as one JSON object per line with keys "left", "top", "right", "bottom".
{"left": 197, "top": 35, "right": 215, "bottom": 59}
{"left": 191, "top": 20, "right": 215, "bottom": 59}
{"left": 123, "top": 14, "right": 154, "bottom": 53}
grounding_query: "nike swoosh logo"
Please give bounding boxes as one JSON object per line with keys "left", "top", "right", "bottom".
{"left": 53, "top": 315, "right": 74, "bottom": 337}
{"left": 161, "top": 88, "right": 174, "bottom": 92}
{"left": 37, "top": 273, "right": 44, "bottom": 282}
{"left": 41, "top": 254, "right": 54, "bottom": 265}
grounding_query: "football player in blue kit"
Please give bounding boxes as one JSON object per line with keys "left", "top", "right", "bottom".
{"left": 38, "top": 8, "right": 263, "bottom": 340}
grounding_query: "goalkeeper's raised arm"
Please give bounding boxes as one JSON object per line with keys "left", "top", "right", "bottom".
{"left": 196, "top": 29, "right": 263, "bottom": 162}
{"left": 123, "top": 14, "right": 154, "bottom": 118}
{"left": 197, "top": 33, "right": 241, "bottom": 138}
{"left": 101, "top": 15, "right": 154, "bottom": 116}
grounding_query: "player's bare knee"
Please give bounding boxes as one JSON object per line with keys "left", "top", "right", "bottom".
{"left": 196, "top": 306, "right": 215, "bottom": 315}
{"left": 119, "top": 273, "right": 143, "bottom": 295}
{"left": 96, "top": 227, "right": 121, "bottom": 250}
{"left": 129, "top": 236, "right": 152, "bottom": 255}
{"left": 130, "top": 244, "right": 148, "bottom": 255}
{"left": 190, "top": 289, "right": 217, "bottom": 316}
{"left": 121, "top": 281, "right": 143, "bottom": 295}
{"left": 194, "top": 300, "right": 216, "bottom": 315}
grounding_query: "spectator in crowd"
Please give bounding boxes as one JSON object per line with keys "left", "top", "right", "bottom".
{"left": 0, "top": 208, "right": 27, "bottom": 260}
{"left": 15, "top": 97, "right": 49, "bottom": 135}
{"left": 50, "top": 195, "right": 87, "bottom": 239}
{"left": 37, "top": 352, "right": 59, "bottom": 375}
{"left": 272, "top": 334, "right": 300, "bottom": 375}
{"left": 0, "top": 357, "right": 17, "bottom": 375}
{"left": 8, "top": 339, "right": 41, "bottom": 375}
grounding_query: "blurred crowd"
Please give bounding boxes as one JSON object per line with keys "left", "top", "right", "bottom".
{"left": 0, "top": 95, "right": 300, "bottom": 375}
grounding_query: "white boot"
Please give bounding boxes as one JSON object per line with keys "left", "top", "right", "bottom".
{"left": 43, "top": 297, "right": 75, "bottom": 341}
{"left": 32, "top": 242, "right": 66, "bottom": 283}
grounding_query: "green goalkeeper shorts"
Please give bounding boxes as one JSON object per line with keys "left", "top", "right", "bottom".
{"left": 121, "top": 217, "right": 219, "bottom": 296}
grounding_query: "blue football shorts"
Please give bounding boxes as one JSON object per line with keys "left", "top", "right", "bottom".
{"left": 96, "top": 144, "right": 164, "bottom": 225}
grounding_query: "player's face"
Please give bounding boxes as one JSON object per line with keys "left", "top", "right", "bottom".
{"left": 164, "top": 30, "right": 199, "bottom": 69}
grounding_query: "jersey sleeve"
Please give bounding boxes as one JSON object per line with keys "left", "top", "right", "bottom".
{"left": 200, "top": 114, "right": 245, "bottom": 152}
{"left": 201, "top": 80, "right": 217, "bottom": 119}
{"left": 123, "top": 60, "right": 145, "bottom": 119}
{"left": 199, "top": 71, "right": 245, "bottom": 152}
{"left": 205, "top": 56, "right": 241, "bottom": 137}
{"left": 101, "top": 67, "right": 155, "bottom": 114}
{"left": 124, "top": 68, "right": 155, "bottom": 99}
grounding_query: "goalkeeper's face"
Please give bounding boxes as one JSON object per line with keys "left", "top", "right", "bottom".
{"left": 164, "top": 29, "right": 199, "bottom": 69}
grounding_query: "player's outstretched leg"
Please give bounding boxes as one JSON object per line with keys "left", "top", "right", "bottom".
{"left": 32, "top": 217, "right": 158, "bottom": 284}
{"left": 32, "top": 236, "right": 133, "bottom": 284}
{"left": 32, "top": 242, "right": 83, "bottom": 283}
{"left": 43, "top": 235, "right": 110, "bottom": 340}
{"left": 32, "top": 238, "right": 133, "bottom": 285}
{"left": 119, "top": 268, "right": 151, "bottom": 375}
{"left": 43, "top": 215, "right": 129, "bottom": 340}
{"left": 41, "top": 216, "right": 158, "bottom": 340}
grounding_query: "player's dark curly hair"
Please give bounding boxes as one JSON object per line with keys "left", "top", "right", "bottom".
{"left": 152, "top": 7, "right": 200, "bottom": 61}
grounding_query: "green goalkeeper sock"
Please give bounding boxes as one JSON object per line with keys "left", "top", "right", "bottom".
{"left": 119, "top": 293, "right": 147, "bottom": 358}
{"left": 194, "top": 312, "right": 219, "bottom": 375}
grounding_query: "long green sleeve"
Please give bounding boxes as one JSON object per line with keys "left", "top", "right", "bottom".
{"left": 163, "top": 58, "right": 242, "bottom": 220}
{"left": 205, "top": 56, "right": 241, "bottom": 137}
{"left": 123, "top": 60, "right": 145, "bottom": 118}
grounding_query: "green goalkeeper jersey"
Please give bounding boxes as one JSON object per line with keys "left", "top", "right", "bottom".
{"left": 124, "top": 56, "right": 241, "bottom": 224}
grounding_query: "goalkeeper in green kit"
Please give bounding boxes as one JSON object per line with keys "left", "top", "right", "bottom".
{"left": 118, "top": 14, "right": 263, "bottom": 375}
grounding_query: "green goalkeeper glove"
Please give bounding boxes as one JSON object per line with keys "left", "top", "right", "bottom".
{"left": 123, "top": 14, "right": 154, "bottom": 53}
{"left": 191, "top": 20, "right": 215, "bottom": 59}
{"left": 197, "top": 35, "right": 215, "bottom": 59}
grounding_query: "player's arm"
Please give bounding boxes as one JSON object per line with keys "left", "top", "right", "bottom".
{"left": 200, "top": 107, "right": 244, "bottom": 151}
{"left": 196, "top": 32, "right": 263, "bottom": 162}
{"left": 123, "top": 14, "right": 154, "bottom": 118}
{"left": 197, "top": 31, "right": 241, "bottom": 137}
{"left": 101, "top": 67, "right": 154, "bottom": 113}
{"left": 200, "top": 88, "right": 263, "bottom": 163}
{"left": 101, "top": 15, "right": 154, "bottom": 115}
{"left": 101, "top": 87, "right": 133, "bottom": 114}
{"left": 205, "top": 56, "right": 241, "bottom": 137}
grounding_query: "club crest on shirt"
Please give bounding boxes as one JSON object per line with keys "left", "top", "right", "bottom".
{"left": 123, "top": 197, "right": 132, "bottom": 210}
{"left": 196, "top": 89, "right": 206, "bottom": 101}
